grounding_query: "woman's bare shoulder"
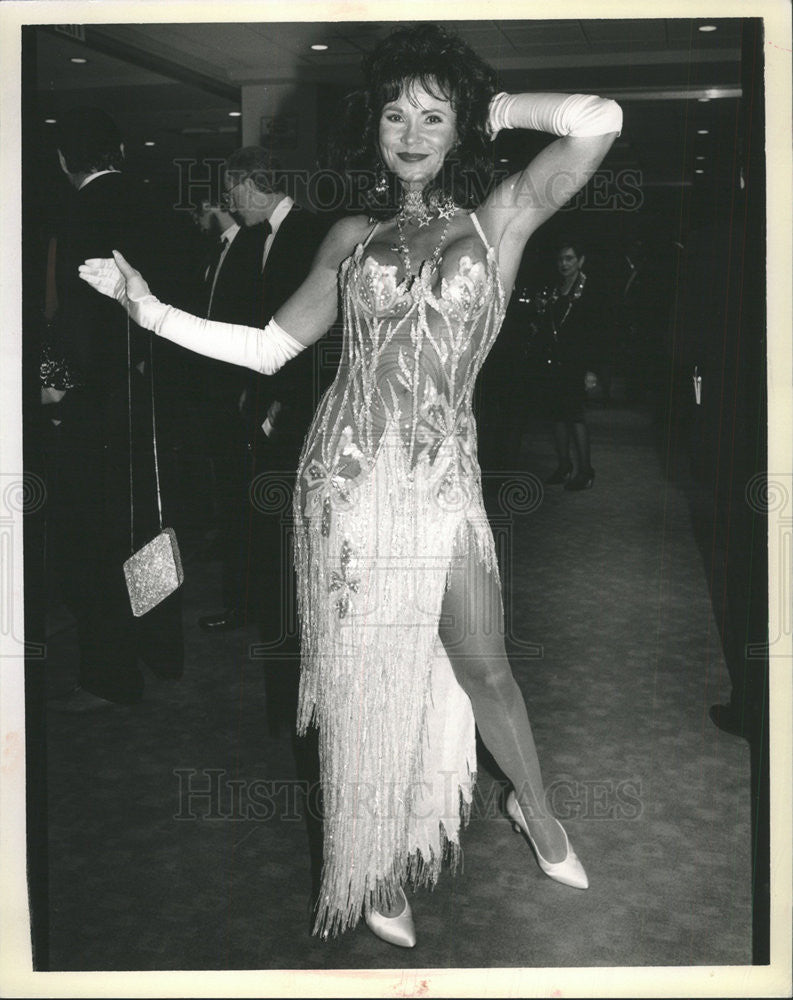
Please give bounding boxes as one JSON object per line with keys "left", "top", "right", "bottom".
{"left": 318, "top": 214, "right": 376, "bottom": 267}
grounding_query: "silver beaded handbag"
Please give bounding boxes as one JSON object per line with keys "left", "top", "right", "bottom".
{"left": 122, "top": 318, "right": 184, "bottom": 616}
{"left": 124, "top": 526, "right": 183, "bottom": 617}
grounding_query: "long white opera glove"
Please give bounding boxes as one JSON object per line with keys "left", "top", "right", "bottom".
{"left": 488, "top": 91, "right": 622, "bottom": 140}
{"left": 79, "top": 254, "right": 305, "bottom": 375}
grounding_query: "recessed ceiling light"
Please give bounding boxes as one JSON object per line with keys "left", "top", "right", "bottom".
{"left": 697, "top": 129, "right": 709, "bottom": 135}
{"left": 697, "top": 97, "right": 711, "bottom": 103}
{"left": 698, "top": 25, "right": 717, "bottom": 32}
{"left": 70, "top": 57, "right": 88, "bottom": 64}
{"left": 696, "top": 155, "right": 705, "bottom": 160}
{"left": 144, "top": 141, "right": 156, "bottom": 147}
{"left": 228, "top": 111, "right": 241, "bottom": 118}
{"left": 695, "top": 169, "right": 704, "bottom": 174}
{"left": 143, "top": 179, "right": 150, "bottom": 184}
{"left": 499, "top": 158, "right": 509, "bottom": 163}
{"left": 44, "top": 118, "right": 57, "bottom": 124}
{"left": 311, "top": 43, "right": 329, "bottom": 51}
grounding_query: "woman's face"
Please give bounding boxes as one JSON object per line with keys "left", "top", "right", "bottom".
{"left": 557, "top": 247, "right": 584, "bottom": 280}
{"left": 378, "top": 80, "right": 458, "bottom": 191}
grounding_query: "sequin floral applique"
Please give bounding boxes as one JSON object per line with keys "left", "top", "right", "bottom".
{"left": 328, "top": 539, "right": 360, "bottom": 619}
{"left": 303, "top": 427, "right": 368, "bottom": 537}
{"left": 415, "top": 384, "right": 475, "bottom": 471}
{"left": 359, "top": 255, "right": 412, "bottom": 314}
{"left": 438, "top": 256, "right": 488, "bottom": 319}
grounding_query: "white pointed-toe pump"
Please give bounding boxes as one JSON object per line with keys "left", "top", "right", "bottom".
{"left": 506, "top": 790, "right": 589, "bottom": 890}
{"left": 364, "top": 887, "right": 417, "bottom": 948}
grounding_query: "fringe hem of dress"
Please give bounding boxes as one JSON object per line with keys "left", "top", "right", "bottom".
{"left": 311, "top": 799, "right": 474, "bottom": 939}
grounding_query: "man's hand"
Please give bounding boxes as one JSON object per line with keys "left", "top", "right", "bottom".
{"left": 41, "top": 386, "right": 66, "bottom": 405}
{"left": 262, "top": 400, "right": 283, "bottom": 438}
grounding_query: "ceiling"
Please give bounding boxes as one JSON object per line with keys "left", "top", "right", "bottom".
{"left": 31, "top": 18, "right": 751, "bottom": 227}
{"left": 37, "top": 19, "right": 743, "bottom": 88}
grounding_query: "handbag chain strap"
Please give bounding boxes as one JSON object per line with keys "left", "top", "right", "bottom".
{"left": 127, "top": 313, "right": 164, "bottom": 554}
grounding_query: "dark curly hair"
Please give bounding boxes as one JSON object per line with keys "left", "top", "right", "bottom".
{"left": 554, "top": 236, "right": 586, "bottom": 258}
{"left": 330, "top": 23, "right": 498, "bottom": 218}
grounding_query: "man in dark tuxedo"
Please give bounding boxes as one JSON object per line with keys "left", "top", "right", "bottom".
{"left": 203, "top": 145, "right": 332, "bottom": 734}
{"left": 46, "top": 108, "right": 184, "bottom": 711}
{"left": 185, "top": 193, "right": 270, "bottom": 628}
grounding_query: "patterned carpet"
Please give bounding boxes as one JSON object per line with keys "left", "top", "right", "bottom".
{"left": 40, "top": 405, "right": 752, "bottom": 972}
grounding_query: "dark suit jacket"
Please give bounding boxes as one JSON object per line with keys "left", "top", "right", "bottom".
{"left": 199, "top": 221, "right": 270, "bottom": 407}
{"left": 52, "top": 171, "right": 181, "bottom": 546}
{"left": 54, "top": 172, "right": 156, "bottom": 446}
{"left": 207, "top": 221, "right": 269, "bottom": 325}
{"left": 245, "top": 203, "right": 332, "bottom": 468}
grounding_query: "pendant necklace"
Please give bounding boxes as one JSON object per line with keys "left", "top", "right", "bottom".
{"left": 391, "top": 190, "right": 457, "bottom": 278}
{"left": 394, "top": 212, "right": 452, "bottom": 278}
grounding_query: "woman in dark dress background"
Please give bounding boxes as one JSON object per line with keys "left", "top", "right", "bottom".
{"left": 531, "top": 238, "right": 605, "bottom": 490}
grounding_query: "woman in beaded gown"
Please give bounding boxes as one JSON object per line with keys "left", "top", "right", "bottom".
{"left": 80, "top": 24, "right": 621, "bottom": 945}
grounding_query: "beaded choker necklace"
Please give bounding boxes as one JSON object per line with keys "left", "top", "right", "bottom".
{"left": 397, "top": 189, "right": 457, "bottom": 228}
{"left": 391, "top": 190, "right": 456, "bottom": 277}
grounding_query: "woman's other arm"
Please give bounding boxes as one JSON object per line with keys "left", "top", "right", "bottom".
{"left": 79, "top": 215, "right": 370, "bottom": 374}
{"left": 477, "top": 93, "right": 622, "bottom": 292}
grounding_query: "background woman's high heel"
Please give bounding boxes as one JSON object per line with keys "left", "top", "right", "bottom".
{"left": 506, "top": 790, "right": 589, "bottom": 890}
{"left": 564, "top": 467, "right": 595, "bottom": 491}
{"left": 545, "top": 460, "right": 573, "bottom": 485}
{"left": 364, "top": 887, "right": 416, "bottom": 947}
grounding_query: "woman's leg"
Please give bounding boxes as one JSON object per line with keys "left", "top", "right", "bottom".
{"left": 570, "top": 420, "right": 592, "bottom": 472}
{"left": 439, "top": 549, "right": 567, "bottom": 862}
{"left": 553, "top": 421, "right": 570, "bottom": 467}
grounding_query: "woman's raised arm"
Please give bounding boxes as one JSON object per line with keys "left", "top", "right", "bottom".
{"left": 79, "top": 215, "right": 369, "bottom": 374}
{"left": 477, "top": 92, "right": 622, "bottom": 290}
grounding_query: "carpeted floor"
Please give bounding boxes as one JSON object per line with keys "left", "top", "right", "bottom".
{"left": 40, "top": 404, "right": 752, "bottom": 971}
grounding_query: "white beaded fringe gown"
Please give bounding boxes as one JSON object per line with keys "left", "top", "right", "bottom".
{"left": 294, "top": 212, "right": 506, "bottom": 937}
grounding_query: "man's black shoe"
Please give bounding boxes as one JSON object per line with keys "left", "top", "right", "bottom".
{"left": 48, "top": 686, "right": 117, "bottom": 713}
{"left": 198, "top": 607, "right": 250, "bottom": 632}
{"left": 709, "top": 703, "right": 757, "bottom": 741}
